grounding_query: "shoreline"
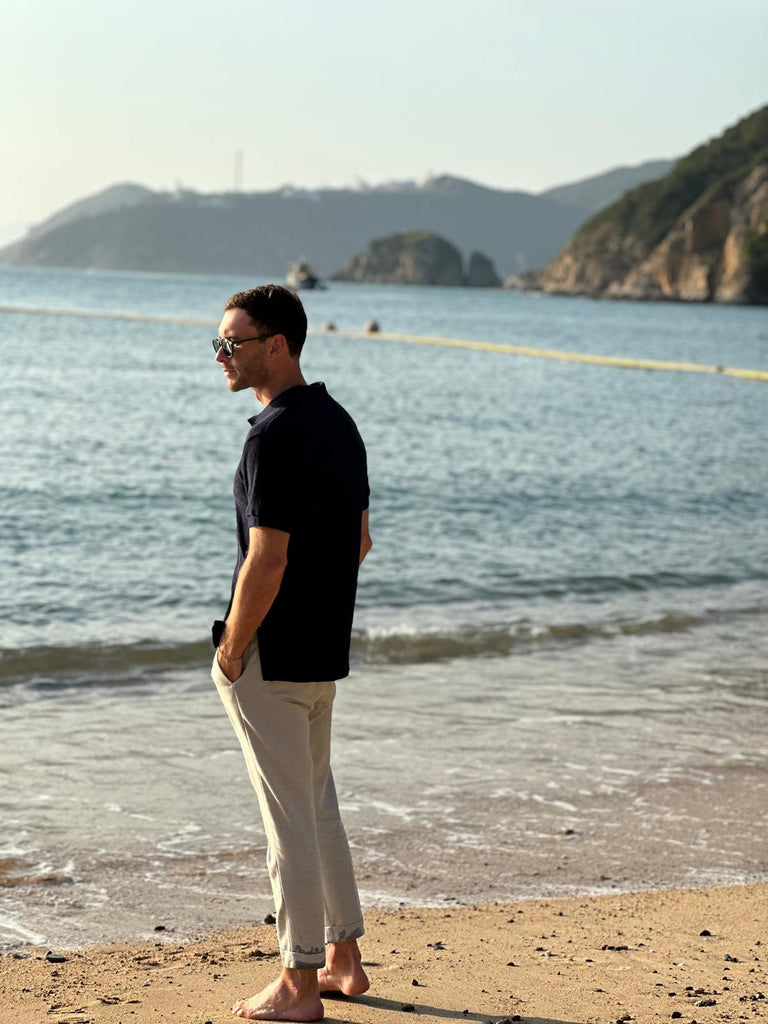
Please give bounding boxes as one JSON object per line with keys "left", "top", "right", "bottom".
{"left": 2, "top": 883, "right": 765, "bottom": 1024}
{"left": 2, "top": 751, "right": 766, "bottom": 954}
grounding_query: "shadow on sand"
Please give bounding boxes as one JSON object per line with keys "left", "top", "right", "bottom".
{"left": 322, "top": 992, "right": 582, "bottom": 1024}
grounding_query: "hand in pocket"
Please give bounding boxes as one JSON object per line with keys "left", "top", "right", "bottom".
{"left": 217, "top": 651, "right": 244, "bottom": 683}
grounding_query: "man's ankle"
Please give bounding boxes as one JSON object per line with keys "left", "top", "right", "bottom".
{"left": 282, "top": 966, "right": 321, "bottom": 994}
{"left": 326, "top": 939, "right": 361, "bottom": 966}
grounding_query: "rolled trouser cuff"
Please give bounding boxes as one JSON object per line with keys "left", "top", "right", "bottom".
{"left": 325, "top": 919, "right": 365, "bottom": 945}
{"left": 281, "top": 945, "right": 326, "bottom": 969}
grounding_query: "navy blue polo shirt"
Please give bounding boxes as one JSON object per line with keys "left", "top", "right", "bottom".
{"left": 225, "top": 382, "right": 369, "bottom": 682}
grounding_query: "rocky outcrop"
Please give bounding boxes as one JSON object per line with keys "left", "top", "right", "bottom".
{"left": 538, "top": 105, "right": 768, "bottom": 305}
{"left": 504, "top": 270, "right": 542, "bottom": 291}
{"left": 613, "top": 165, "right": 768, "bottom": 302}
{"left": 537, "top": 223, "right": 647, "bottom": 296}
{"left": 541, "top": 164, "right": 768, "bottom": 304}
{"left": 331, "top": 231, "right": 502, "bottom": 287}
{"left": 466, "top": 251, "right": 502, "bottom": 287}
{"left": 332, "top": 230, "right": 463, "bottom": 285}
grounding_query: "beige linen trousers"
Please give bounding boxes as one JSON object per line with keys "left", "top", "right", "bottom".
{"left": 212, "top": 639, "right": 364, "bottom": 968}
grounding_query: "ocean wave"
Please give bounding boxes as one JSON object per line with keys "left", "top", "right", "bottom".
{"left": 353, "top": 611, "right": 703, "bottom": 664}
{"left": 0, "top": 640, "right": 213, "bottom": 687}
{"left": 0, "top": 855, "right": 75, "bottom": 889}
{"left": 1, "top": 602, "right": 764, "bottom": 687}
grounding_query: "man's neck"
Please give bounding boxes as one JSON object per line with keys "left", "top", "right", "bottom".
{"left": 253, "top": 368, "right": 308, "bottom": 407}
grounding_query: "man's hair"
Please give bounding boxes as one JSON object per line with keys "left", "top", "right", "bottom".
{"left": 224, "top": 285, "right": 308, "bottom": 357}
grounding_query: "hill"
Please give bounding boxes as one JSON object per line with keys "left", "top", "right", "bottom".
{"left": 538, "top": 105, "right": 768, "bottom": 304}
{"left": 24, "top": 183, "right": 154, "bottom": 240}
{"left": 0, "top": 176, "right": 588, "bottom": 279}
{"left": 540, "top": 159, "right": 675, "bottom": 212}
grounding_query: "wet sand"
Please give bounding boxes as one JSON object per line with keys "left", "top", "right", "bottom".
{"left": 2, "top": 884, "right": 765, "bottom": 1024}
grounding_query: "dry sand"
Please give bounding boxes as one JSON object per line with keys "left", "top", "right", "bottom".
{"left": 1, "top": 884, "right": 765, "bottom": 1024}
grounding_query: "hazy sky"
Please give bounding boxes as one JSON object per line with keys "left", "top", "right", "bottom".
{"left": 2, "top": 0, "right": 766, "bottom": 234}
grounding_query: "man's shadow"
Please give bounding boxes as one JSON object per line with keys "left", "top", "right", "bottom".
{"left": 323, "top": 992, "right": 582, "bottom": 1024}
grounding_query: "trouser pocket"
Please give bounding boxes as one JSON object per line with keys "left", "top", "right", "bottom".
{"left": 211, "top": 637, "right": 259, "bottom": 687}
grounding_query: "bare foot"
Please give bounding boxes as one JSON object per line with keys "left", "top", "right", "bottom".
{"left": 317, "top": 940, "right": 370, "bottom": 997}
{"left": 317, "top": 963, "right": 370, "bottom": 996}
{"left": 232, "top": 974, "right": 324, "bottom": 1021}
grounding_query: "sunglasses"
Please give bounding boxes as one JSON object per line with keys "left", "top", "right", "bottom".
{"left": 211, "top": 333, "right": 273, "bottom": 357}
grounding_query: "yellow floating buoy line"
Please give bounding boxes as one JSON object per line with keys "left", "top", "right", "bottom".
{"left": 1, "top": 303, "right": 766, "bottom": 383}
{"left": 0, "top": 304, "right": 216, "bottom": 328}
{"left": 329, "top": 328, "right": 768, "bottom": 382}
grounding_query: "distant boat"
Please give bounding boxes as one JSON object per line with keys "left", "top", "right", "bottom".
{"left": 286, "top": 260, "right": 325, "bottom": 290}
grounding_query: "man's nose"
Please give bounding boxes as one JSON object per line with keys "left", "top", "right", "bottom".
{"left": 215, "top": 346, "right": 229, "bottom": 364}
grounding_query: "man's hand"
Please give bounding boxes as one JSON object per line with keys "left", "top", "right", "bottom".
{"left": 360, "top": 508, "right": 372, "bottom": 565}
{"left": 220, "top": 526, "right": 289, "bottom": 667}
{"left": 217, "top": 650, "right": 244, "bottom": 683}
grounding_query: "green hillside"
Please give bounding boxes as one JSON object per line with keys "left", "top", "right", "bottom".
{"left": 583, "top": 105, "right": 768, "bottom": 251}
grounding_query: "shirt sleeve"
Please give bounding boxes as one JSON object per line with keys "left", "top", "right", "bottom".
{"left": 352, "top": 419, "right": 370, "bottom": 511}
{"left": 361, "top": 453, "right": 370, "bottom": 511}
{"left": 242, "top": 428, "right": 303, "bottom": 534}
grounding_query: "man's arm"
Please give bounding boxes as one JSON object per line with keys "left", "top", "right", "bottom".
{"left": 217, "top": 525, "right": 289, "bottom": 681}
{"left": 360, "top": 507, "right": 372, "bottom": 565}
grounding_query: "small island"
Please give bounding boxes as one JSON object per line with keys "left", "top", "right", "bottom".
{"left": 331, "top": 230, "right": 502, "bottom": 287}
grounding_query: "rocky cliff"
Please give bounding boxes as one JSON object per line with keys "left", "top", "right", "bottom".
{"left": 539, "top": 106, "right": 768, "bottom": 304}
{"left": 331, "top": 231, "right": 501, "bottom": 286}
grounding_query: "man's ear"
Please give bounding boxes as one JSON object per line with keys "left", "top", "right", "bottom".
{"left": 269, "top": 333, "right": 288, "bottom": 357}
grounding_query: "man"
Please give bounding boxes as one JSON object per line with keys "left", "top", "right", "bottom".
{"left": 210, "top": 284, "right": 372, "bottom": 1021}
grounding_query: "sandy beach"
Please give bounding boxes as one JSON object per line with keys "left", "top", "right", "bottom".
{"left": 2, "top": 884, "right": 765, "bottom": 1024}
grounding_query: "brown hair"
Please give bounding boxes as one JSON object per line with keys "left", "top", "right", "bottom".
{"left": 224, "top": 284, "right": 308, "bottom": 357}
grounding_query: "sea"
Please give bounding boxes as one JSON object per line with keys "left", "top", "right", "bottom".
{"left": 1, "top": 264, "right": 767, "bottom": 950}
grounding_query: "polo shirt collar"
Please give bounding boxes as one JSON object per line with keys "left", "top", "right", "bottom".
{"left": 248, "top": 382, "right": 326, "bottom": 424}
